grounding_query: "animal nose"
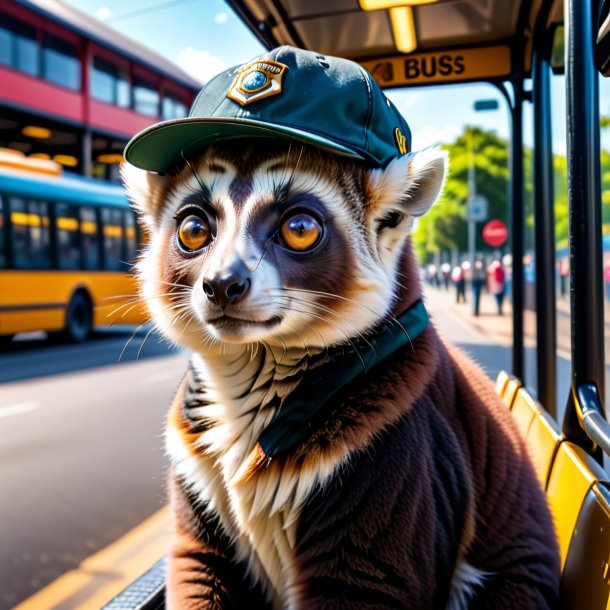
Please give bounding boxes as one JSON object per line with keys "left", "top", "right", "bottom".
{"left": 202, "top": 266, "right": 251, "bottom": 308}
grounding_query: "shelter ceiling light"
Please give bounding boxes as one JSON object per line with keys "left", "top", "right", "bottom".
{"left": 359, "top": 0, "right": 437, "bottom": 9}
{"left": 53, "top": 154, "right": 78, "bottom": 167}
{"left": 22, "top": 126, "right": 52, "bottom": 140}
{"left": 97, "top": 154, "right": 124, "bottom": 164}
{"left": 390, "top": 6, "right": 417, "bottom": 54}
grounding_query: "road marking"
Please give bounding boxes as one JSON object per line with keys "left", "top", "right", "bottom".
{"left": 0, "top": 402, "right": 38, "bottom": 419}
{"left": 13, "top": 506, "right": 170, "bottom": 610}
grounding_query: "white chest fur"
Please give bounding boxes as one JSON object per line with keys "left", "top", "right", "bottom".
{"left": 165, "top": 347, "right": 347, "bottom": 609}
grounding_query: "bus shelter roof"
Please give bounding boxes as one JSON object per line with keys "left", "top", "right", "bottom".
{"left": 227, "top": 0, "right": 564, "bottom": 88}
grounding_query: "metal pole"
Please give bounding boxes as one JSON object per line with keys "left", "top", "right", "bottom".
{"left": 564, "top": 0, "right": 606, "bottom": 442}
{"left": 468, "top": 130, "right": 476, "bottom": 281}
{"left": 532, "top": 43, "right": 557, "bottom": 416}
{"left": 509, "top": 80, "right": 525, "bottom": 381}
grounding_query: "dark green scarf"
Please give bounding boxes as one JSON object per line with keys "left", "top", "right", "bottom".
{"left": 257, "top": 298, "right": 429, "bottom": 459}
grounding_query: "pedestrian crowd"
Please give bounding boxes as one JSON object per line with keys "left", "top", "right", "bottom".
{"left": 425, "top": 259, "right": 507, "bottom": 316}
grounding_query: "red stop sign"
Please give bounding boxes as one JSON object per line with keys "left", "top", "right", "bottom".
{"left": 482, "top": 220, "right": 508, "bottom": 247}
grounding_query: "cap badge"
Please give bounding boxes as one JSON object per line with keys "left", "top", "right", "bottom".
{"left": 227, "top": 59, "right": 288, "bottom": 106}
{"left": 394, "top": 127, "right": 408, "bottom": 155}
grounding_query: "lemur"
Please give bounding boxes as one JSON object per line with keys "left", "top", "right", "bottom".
{"left": 123, "top": 47, "right": 560, "bottom": 609}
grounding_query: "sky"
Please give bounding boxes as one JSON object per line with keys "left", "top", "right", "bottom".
{"left": 63, "top": 0, "right": 610, "bottom": 154}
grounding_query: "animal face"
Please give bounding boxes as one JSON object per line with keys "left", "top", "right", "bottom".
{"left": 123, "top": 142, "right": 445, "bottom": 353}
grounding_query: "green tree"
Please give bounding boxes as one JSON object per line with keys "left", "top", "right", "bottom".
{"left": 413, "top": 126, "right": 510, "bottom": 263}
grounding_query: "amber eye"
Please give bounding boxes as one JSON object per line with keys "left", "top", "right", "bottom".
{"left": 279, "top": 212, "right": 323, "bottom": 252}
{"left": 177, "top": 214, "right": 210, "bottom": 252}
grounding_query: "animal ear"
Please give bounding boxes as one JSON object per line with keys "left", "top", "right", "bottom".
{"left": 121, "top": 162, "right": 171, "bottom": 231}
{"left": 367, "top": 147, "right": 447, "bottom": 227}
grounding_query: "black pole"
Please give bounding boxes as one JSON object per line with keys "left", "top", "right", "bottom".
{"left": 564, "top": 0, "right": 606, "bottom": 445}
{"left": 532, "top": 43, "right": 557, "bottom": 416}
{"left": 509, "top": 80, "right": 525, "bottom": 381}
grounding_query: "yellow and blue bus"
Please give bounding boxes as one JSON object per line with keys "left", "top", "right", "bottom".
{"left": 0, "top": 151, "right": 144, "bottom": 343}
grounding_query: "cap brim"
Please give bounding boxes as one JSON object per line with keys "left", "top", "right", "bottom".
{"left": 124, "top": 117, "right": 367, "bottom": 173}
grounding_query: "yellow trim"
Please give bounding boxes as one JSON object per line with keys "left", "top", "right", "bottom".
{"left": 13, "top": 507, "right": 170, "bottom": 610}
{"left": 394, "top": 127, "right": 408, "bottom": 154}
{"left": 390, "top": 6, "right": 417, "bottom": 54}
{"left": 360, "top": 0, "right": 437, "bottom": 8}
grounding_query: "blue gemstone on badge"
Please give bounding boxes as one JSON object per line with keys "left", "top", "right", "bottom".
{"left": 242, "top": 70, "right": 267, "bottom": 91}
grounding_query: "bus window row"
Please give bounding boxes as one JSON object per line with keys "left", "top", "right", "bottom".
{"left": 0, "top": 10, "right": 188, "bottom": 119}
{"left": 0, "top": 195, "right": 138, "bottom": 272}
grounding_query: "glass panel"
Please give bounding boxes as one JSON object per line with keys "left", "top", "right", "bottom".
{"left": 91, "top": 57, "right": 115, "bottom": 103}
{"left": 162, "top": 96, "right": 173, "bottom": 120}
{"left": 15, "top": 28, "right": 38, "bottom": 76}
{"left": 56, "top": 203, "right": 81, "bottom": 270}
{"left": 124, "top": 211, "right": 137, "bottom": 266}
{"left": 0, "top": 13, "right": 39, "bottom": 75}
{"left": 174, "top": 100, "right": 187, "bottom": 117}
{"left": 10, "top": 197, "right": 51, "bottom": 270}
{"left": 162, "top": 95, "right": 188, "bottom": 120}
{"left": 0, "top": 194, "right": 6, "bottom": 269}
{"left": 43, "top": 35, "right": 80, "bottom": 90}
{"left": 133, "top": 80, "right": 159, "bottom": 116}
{"left": 0, "top": 25, "right": 11, "bottom": 66}
{"left": 101, "top": 207, "right": 124, "bottom": 271}
{"left": 81, "top": 206, "right": 100, "bottom": 270}
{"left": 117, "top": 76, "right": 130, "bottom": 108}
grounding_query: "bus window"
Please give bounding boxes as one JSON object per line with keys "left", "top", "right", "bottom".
{"left": 124, "top": 211, "right": 137, "bottom": 266}
{"left": 101, "top": 207, "right": 124, "bottom": 271}
{"left": 0, "top": 194, "right": 6, "bottom": 269}
{"left": 81, "top": 206, "right": 100, "bottom": 270}
{"left": 10, "top": 197, "right": 51, "bottom": 270}
{"left": 55, "top": 203, "right": 81, "bottom": 270}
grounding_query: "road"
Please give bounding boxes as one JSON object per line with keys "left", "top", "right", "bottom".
{"left": 0, "top": 331, "right": 188, "bottom": 609}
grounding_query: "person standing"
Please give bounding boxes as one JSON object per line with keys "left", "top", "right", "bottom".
{"left": 452, "top": 265, "right": 466, "bottom": 303}
{"left": 471, "top": 260, "right": 485, "bottom": 316}
{"left": 488, "top": 259, "right": 506, "bottom": 315}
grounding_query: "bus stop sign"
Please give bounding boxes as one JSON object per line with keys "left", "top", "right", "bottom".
{"left": 482, "top": 220, "right": 508, "bottom": 247}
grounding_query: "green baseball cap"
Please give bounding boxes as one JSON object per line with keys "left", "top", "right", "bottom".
{"left": 124, "top": 46, "right": 412, "bottom": 174}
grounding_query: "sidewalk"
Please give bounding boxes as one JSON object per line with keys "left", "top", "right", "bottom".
{"left": 425, "top": 284, "right": 524, "bottom": 348}
{"left": 424, "top": 284, "right": 582, "bottom": 362}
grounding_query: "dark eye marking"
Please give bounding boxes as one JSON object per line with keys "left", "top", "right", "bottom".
{"left": 376, "top": 210, "right": 405, "bottom": 232}
{"left": 208, "top": 163, "right": 226, "bottom": 174}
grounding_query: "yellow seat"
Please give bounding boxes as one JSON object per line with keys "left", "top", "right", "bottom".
{"left": 546, "top": 442, "right": 608, "bottom": 569}
{"left": 560, "top": 482, "right": 610, "bottom": 609}
{"left": 495, "top": 371, "right": 522, "bottom": 409}
{"left": 495, "top": 370, "right": 510, "bottom": 397}
{"left": 510, "top": 388, "right": 540, "bottom": 438}
{"left": 524, "top": 408, "right": 561, "bottom": 489}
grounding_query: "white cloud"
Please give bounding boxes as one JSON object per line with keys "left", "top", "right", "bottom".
{"left": 414, "top": 125, "right": 461, "bottom": 149}
{"left": 214, "top": 12, "right": 228, "bottom": 24}
{"left": 176, "top": 48, "right": 227, "bottom": 85}
{"left": 95, "top": 6, "right": 112, "bottom": 20}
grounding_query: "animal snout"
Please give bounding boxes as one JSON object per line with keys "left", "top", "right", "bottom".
{"left": 202, "top": 264, "right": 251, "bottom": 308}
